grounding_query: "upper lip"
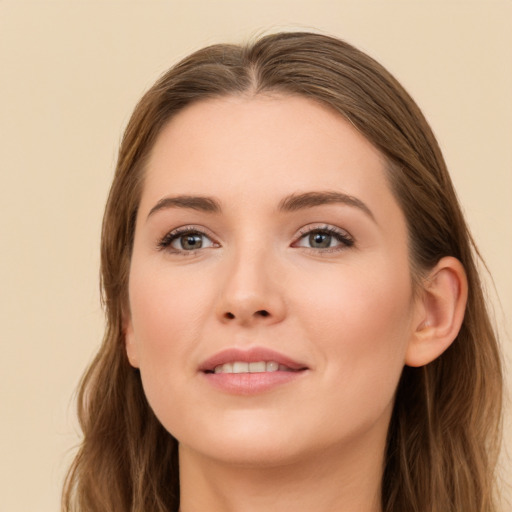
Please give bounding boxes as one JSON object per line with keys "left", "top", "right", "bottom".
{"left": 199, "top": 347, "right": 308, "bottom": 372}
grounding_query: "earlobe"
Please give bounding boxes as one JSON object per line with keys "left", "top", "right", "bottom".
{"left": 405, "top": 257, "right": 468, "bottom": 367}
{"left": 123, "top": 315, "right": 140, "bottom": 369}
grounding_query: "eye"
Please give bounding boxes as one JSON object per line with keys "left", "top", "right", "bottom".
{"left": 293, "top": 225, "right": 354, "bottom": 251}
{"left": 158, "top": 227, "right": 218, "bottom": 253}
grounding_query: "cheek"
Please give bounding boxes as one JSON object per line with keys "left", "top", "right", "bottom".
{"left": 297, "top": 259, "right": 414, "bottom": 402}
{"left": 127, "top": 266, "right": 216, "bottom": 431}
{"left": 302, "top": 254, "right": 413, "bottom": 325}
{"left": 127, "top": 265, "right": 209, "bottom": 378}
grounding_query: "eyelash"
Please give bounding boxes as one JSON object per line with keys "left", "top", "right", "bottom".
{"left": 157, "top": 225, "right": 218, "bottom": 254}
{"left": 294, "top": 225, "right": 354, "bottom": 253}
{"left": 157, "top": 224, "right": 354, "bottom": 255}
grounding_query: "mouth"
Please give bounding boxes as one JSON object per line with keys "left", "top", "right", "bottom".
{"left": 199, "top": 347, "right": 308, "bottom": 394}
{"left": 209, "top": 361, "right": 300, "bottom": 374}
{"left": 199, "top": 347, "right": 308, "bottom": 374}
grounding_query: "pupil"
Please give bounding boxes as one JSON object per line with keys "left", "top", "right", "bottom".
{"left": 182, "top": 234, "right": 202, "bottom": 250}
{"left": 310, "top": 232, "right": 331, "bottom": 248}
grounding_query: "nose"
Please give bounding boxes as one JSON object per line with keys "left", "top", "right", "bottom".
{"left": 215, "top": 249, "right": 286, "bottom": 326}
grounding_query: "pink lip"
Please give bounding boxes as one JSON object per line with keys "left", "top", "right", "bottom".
{"left": 199, "top": 347, "right": 309, "bottom": 395}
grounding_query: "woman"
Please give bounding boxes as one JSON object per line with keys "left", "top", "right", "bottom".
{"left": 62, "top": 32, "right": 503, "bottom": 512}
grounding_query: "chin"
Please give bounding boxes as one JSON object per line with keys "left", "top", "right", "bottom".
{"left": 182, "top": 437, "right": 309, "bottom": 469}
{"left": 171, "top": 413, "right": 313, "bottom": 467}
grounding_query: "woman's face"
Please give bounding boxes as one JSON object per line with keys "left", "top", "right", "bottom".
{"left": 125, "top": 95, "right": 423, "bottom": 467}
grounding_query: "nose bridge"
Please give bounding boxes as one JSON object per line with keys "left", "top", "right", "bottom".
{"left": 216, "top": 237, "right": 285, "bottom": 325}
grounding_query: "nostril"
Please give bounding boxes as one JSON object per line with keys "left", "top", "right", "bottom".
{"left": 222, "top": 310, "right": 270, "bottom": 321}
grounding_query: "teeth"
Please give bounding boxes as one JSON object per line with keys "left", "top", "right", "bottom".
{"left": 212, "top": 361, "right": 291, "bottom": 374}
{"left": 249, "top": 361, "right": 266, "bottom": 372}
{"left": 232, "top": 362, "right": 249, "bottom": 374}
{"left": 266, "top": 361, "right": 278, "bottom": 372}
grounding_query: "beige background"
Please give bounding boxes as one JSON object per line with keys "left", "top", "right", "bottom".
{"left": 1, "top": 1, "right": 510, "bottom": 510}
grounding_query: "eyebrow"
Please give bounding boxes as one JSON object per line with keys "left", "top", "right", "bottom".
{"left": 147, "top": 190, "right": 375, "bottom": 222}
{"left": 147, "top": 195, "right": 221, "bottom": 219}
{"left": 278, "top": 191, "right": 375, "bottom": 221}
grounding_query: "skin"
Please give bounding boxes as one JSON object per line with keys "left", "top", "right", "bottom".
{"left": 124, "top": 94, "right": 466, "bottom": 512}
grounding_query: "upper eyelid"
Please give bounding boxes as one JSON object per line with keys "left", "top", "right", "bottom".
{"left": 295, "top": 223, "right": 353, "bottom": 240}
{"left": 164, "top": 224, "right": 216, "bottom": 238}
{"left": 297, "top": 224, "right": 348, "bottom": 234}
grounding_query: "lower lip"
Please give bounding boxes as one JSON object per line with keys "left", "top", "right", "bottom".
{"left": 202, "top": 370, "right": 306, "bottom": 395}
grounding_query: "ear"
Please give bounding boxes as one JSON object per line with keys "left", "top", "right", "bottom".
{"left": 405, "top": 256, "right": 468, "bottom": 367}
{"left": 123, "top": 309, "right": 140, "bottom": 369}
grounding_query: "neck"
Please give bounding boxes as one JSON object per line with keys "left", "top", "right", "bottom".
{"left": 178, "top": 432, "right": 385, "bottom": 512}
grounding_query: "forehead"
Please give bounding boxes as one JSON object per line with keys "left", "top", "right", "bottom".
{"left": 141, "top": 94, "right": 397, "bottom": 218}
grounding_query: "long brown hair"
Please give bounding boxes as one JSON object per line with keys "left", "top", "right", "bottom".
{"left": 62, "top": 32, "right": 503, "bottom": 512}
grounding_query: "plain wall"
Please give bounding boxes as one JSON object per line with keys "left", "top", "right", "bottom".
{"left": 0, "top": 1, "right": 510, "bottom": 510}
